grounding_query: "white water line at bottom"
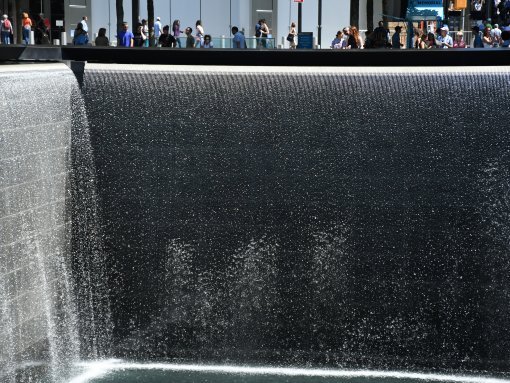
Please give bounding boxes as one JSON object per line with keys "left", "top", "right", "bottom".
{"left": 69, "top": 359, "right": 510, "bottom": 383}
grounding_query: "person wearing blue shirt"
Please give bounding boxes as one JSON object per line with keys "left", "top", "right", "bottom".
{"left": 232, "top": 26, "right": 245, "bottom": 48}
{"left": 118, "top": 22, "right": 134, "bottom": 47}
{"left": 331, "top": 31, "right": 343, "bottom": 49}
{"left": 73, "top": 22, "right": 89, "bottom": 45}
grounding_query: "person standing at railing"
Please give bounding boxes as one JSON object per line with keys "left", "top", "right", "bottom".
{"left": 255, "top": 19, "right": 262, "bottom": 47}
{"left": 185, "top": 27, "right": 195, "bottom": 48}
{"left": 260, "top": 19, "right": 270, "bottom": 48}
{"left": 482, "top": 26, "right": 494, "bottom": 47}
{"left": 118, "top": 22, "right": 134, "bottom": 47}
{"left": 133, "top": 24, "right": 147, "bottom": 47}
{"left": 232, "top": 26, "right": 246, "bottom": 48}
{"left": 159, "top": 25, "right": 176, "bottom": 48}
{"left": 154, "top": 17, "right": 162, "bottom": 44}
{"left": 471, "top": 26, "right": 484, "bottom": 47}
{"left": 288, "top": 22, "right": 297, "bottom": 49}
{"left": 453, "top": 31, "right": 466, "bottom": 47}
{"left": 425, "top": 32, "right": 437, "bottom": 48}
{"left": 373, "top": 21, "right": 390, "bottom": 47}
{"left": 501, "top": 29, "right": 510, "bottom": 47}
{"left": 173, "top": 20, "right": 183, "bottom": 48}
{"left": 436, "top": 26, "right": 453, "bottom": 48}
{"left": 1, "top": 14, "right": 13, "bottom": 45}
{"left": 200, "top": 34, "right": 213, "bottom": 48}
{"left": 80, "top": 16, "right": 88, "bottom": 33}
{"left": 141, "top": 19, "right": 149, "bottom": 47}
{"left": 195, "top": 20, "right": 204, "bottom": 48}
{"left": 391, "top": 26, "right": 404, "bottom": 49}
{"left": 491, "top": 23, "right": 502, "bottom": 47}
{"left": 331, "top": 31, "right": 343, "bottom": 49}
{"left": 95, "top": 28, "right": 109, "bottom": 46}
{"left": 21, "top": 12, "right": 32, "bottom": 45}
{"left": 73, "top": 22, "right": 89, "bottom": 45}
{"left": 346, "top": 26, "right": 362, "bottom": 49}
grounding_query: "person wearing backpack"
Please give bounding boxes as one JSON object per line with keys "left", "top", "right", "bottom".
{"left": 255, "top": 19, "right": 262, "bottom": 48}
{"left": 1, "top": 14, "right": 13, "bottom": 45}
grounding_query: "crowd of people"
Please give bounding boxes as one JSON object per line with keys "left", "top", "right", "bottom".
{"left": 0, "top": 12, "right": 51, "bottom": 45}
{"left": 330, "top": 20, "right": 510, "bottom": 49}
{"left": 2, "top": 10, "right": 510, "bottom": 49}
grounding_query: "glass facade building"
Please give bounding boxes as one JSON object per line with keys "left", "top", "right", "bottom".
{"left": 1, "top": 0, "right": 389, "bottom": 48}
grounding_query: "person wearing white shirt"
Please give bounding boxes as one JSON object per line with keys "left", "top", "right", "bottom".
{"left": 491, "top": 23, "right": 502, "bottom": 47}
{"left": 154, "top": 16, "right": 162, "bottom": 42}
{"left": 80, "top": 16, "right": 88, "bottom": 32}
{"left": 436, "top": 26, "right": 453, "bottom": 48}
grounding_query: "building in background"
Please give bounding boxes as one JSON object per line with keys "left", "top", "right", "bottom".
{"left": 86, "top": 0, "right": 361, "bottom": 49}
{"left": 0, "top": 0, "right": 427, "bottom": 48}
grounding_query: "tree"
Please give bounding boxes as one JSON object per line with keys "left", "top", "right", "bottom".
{"left": 132, "top": 0, "right": 140, "bottom": 32}
{"left": 116, "top": 0, "right": 124, "bottom": 38}
{"left": 367, "top": 0, "right": 374, "bottom": 32}
{"left": 147, "top": 0, "right": 154, "bottom": 46}
{"left": 350, "top": 0, "right": 359, "bottom": 27}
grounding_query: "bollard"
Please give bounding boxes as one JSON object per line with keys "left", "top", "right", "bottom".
{"left": 61, "top": 31, "right": 67, "bottom": 45}
{"left": 29, "top": 30, "right": 35, "bottom": 45}
{"left": 53, "top": 39, "right": 60, "bottom": 45}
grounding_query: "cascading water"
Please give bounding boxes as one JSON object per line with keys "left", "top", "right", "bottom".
{"left": 0, "top": 64, "right": 111, "bottom": 382}
{"left": 2, "top": 62, "right": 510, "bottom": 383}
{"left": 80, "top": 64, "right": 510, "bottom": 375}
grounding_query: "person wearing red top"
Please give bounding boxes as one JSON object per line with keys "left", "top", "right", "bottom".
{"left": 21, "top": 12, "right": 32, "bottom": 45}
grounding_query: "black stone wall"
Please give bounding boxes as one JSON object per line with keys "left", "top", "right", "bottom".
{"left": 82, "top": 64, "right": 510, "bottom": 371}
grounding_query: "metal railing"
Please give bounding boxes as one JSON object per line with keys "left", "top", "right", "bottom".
{"left": 394, "top": 30, "right": 477, "bottom": 48}
{"left": 107, "top": 36, "right": 276, "bottom": 48}
{"left": 173, "top": 36, "right": 276, "bottom": 49}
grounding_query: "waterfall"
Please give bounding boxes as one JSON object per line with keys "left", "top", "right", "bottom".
{"left": 0, "top": 63, "right": 111, "bottom": 382}
{"left": 81, "top": 64, "right": 510, "bottom": 371}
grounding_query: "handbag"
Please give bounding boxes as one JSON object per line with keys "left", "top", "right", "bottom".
{"left": 286, "top": 33, "right": 293, "bottom": 42}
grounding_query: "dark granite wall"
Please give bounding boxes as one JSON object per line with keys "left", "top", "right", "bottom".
{"left": 82, "top": 65, "right": 510, "bottom": 370}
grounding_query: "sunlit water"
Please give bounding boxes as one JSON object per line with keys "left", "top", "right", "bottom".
{"left": 63, "top": 361, "right": 510, "bottom": 383}
{"left": 3, "top": 64, "right": 510, "bottom": 382}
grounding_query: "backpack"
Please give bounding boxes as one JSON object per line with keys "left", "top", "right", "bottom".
{"left": 74, "top": 32, "right": 89, "bottom": 45}
{"left": 2, "top": 19, "right": 11, "bottom": 31}
{"left": 255, "top": 23, "right": 261, "bottom": 38}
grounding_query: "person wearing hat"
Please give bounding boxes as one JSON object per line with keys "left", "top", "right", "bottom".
{"left": 154, "top": 16, "right": 162, "bottom": 43}
{"left": 453, "top": 31, "right": 466, "bottom": 48}
{"left": 391, "top": 25, "right": 404, "bottom": 48}
{"left": 491, "top": 23, "right": 502, "bottom": 47}
{"left": 436, "top": 26, "right": 453, "bottom": 48}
